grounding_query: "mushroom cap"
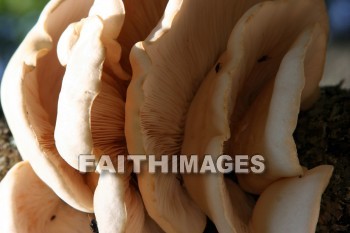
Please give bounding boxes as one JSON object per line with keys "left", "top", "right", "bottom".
{"left": 251, "top": 165, "right": 334, "bottom": 233}
{"left": 94, "top": 171, "right": 127, "bottom": 233}
{"left": 53, "top": 0, "right": 169, "bottom": 231}
{"left": 54, "top": 14, "right": 107, "bottom": 170}
{"left": 1, "top": 0, "right": 168, "bottom": 215}
{"left": 0, "top": 161, "right": 91, "bottom": 233}
{"left": 181, "top": 0, "right": 328, "bottom": 230}
{"left": 1, "top": 0, "right": 95, "bottom": 212}
{"left": 233, "top": 23, "right": 327, "bottom": 193}
{"left": 94, "top": 171, "right": 165, "bottom": 233}
{"left": 125, "top": 0, "right": 265, "bottom": 231}
{"left": 227, "top": 0, "right": 328, "bottom": 194}
{"left": 226, "top": 179, "right": 255, "bottom": 233}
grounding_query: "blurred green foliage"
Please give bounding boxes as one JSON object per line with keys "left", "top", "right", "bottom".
{"left": 0, "top": 0, "right": 46, "bottom": 15}
{"left": 0, "top": 0, "right": 47, "bottom": 77}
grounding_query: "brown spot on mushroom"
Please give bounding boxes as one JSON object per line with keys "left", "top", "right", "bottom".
{"left": 215, "top": 63, "right": 222, "bottom": 73}
{"left": 90, "top": 219, "right": 99, "bottom": 233}
{"left": 176, "top": 174, "right": 184, "bottom": 186}
{"left": 257, "top": 55, "right": 269, "bottom": 63}
{"left": 50, "top": 215, "right": 56, "bottom": 221}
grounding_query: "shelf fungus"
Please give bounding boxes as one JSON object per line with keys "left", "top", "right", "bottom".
{"left": 1, "top": 0, "right": 333, "bottom": 232}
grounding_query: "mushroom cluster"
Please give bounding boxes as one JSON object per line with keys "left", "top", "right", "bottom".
{"left": 0, "top": 0, "right": 333, "bottom": 232}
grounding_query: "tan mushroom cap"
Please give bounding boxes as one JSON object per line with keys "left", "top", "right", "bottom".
{"left": 54, "top": 0, "right": 128, "bottom": 170}
{"left": 251, "top": 165, "right": 334, "bottom": 233}
{"left": 94, "top": 171, "right": 127, "bottom": 233}
{"left": 0, "top": 161, "right": 91, "bottom": 233}
{"left": 221, "top": 165, "right": 333, "bottom": 233}
{"left": 228, "top": 0, "right": 328, "bottom": 194}
{"left": 54, "top": 0, "right": 167, "bottom": 170}
{"left": 54, "top": 0, "right": 168, "bottom": 231}
{"left": 1, "top": 0, "right": 95, "bottom": 212}
{"left": 54, "top": 15, "right": 107, "bottom": 171}
{"left": 1, "top": 0, "right": 168, "bottom": 215}
{"left": 233, "top": 23, "right": 327, "bottom": 194}
{"left": 94, "top": 171, "right": 165, "bottom": 233}
{"left": 181, "top": 0, "right": 328, "bottom": 231}
{"left": 126, "top": 0, "right": 265, "bottom": 232}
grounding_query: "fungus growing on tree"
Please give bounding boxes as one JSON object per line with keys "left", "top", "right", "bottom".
{"left": 0, "top": 0, "right": 333, "bottom": 232}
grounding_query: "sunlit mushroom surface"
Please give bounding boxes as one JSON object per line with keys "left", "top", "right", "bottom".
{"left": 0, "top": 0, "right": 333, "bottom": 233}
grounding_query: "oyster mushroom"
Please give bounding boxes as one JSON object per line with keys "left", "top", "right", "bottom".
{"left": 1, "top": 0, "right": 167, "bottom": 220}
{"left": 1, "top": 0, "right": 96, "bottom": 212}
{"left": 125, "top": 0, "right": 267, "bottom": 232}
{"left": 0, "top": 161, "right": 91, "bottom": 233}
{"left": 181, "top": 0, "right": 328, "bottom": 231}
{"left": 229, "top": 0, "right": 328, "bottom": 194}
{"left": 54, "top": 0, "right": 126, "bottom": 172}
{"left": 53, "top": 0, "right": 167, "bottom": 232}
{"left": 1, "top": 0, "right": 333, "bottom": 233}
{"left": 54, "top": 0, "right": 168, "bottom": 170}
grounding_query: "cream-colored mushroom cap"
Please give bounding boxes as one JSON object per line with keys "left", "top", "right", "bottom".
{"left": 0, "top": 161, "right": 91, "bottom": 233}
{"left": 229, "top": 0, "right": 328, "bottom": 194}
{"left": 1, "top": 0, "right": 96, "bottom": 212}
{"left": 54, "top": 0, "right": 168, "bottom": 231}
{"left": 54, "top": 0, "right": 127, "bottom": 170}
{"left": 181, "top": 0, "right": 328, "bottom": 231}
{"left": 94, "top": 171, "right": 165, "bottom": 233}
{"left": 1, "top": 0, "right": 168, "bottom": 216}
{"left": 251, "top": 165, "right": 334, "bottom": 233}
{"left": 94, "top": 171, "right": 127, "bottom": 233}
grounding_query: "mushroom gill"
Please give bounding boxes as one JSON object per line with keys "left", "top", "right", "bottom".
{"left": 0, "top": 161, "right": 91, "bottom": 233}
{"left": 125, "top": 0, "right": 266, "bottom": 232}
{"left": 118, "top": 0, "right": 169, "bottom": 75}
